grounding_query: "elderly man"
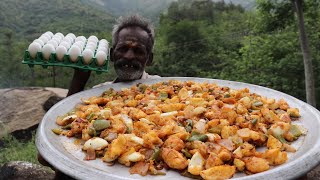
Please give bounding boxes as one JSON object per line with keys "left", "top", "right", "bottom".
{"left": 38, "top": 15, "right": 159, "bottom": 179}
{"left": 67, "top": 15, "right": 159, "bottom": 96}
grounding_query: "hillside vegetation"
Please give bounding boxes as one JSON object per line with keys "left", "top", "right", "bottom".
{"left": 83, "top": 0, "right": 256, "bottom": 21}
{"left": 82, "top": 0, "right": 175, "bottom": 21}
{"left": 0, "top": 0, "right": 114, "bottom": 39}
{"left": 0, "top": 0, "right": 116, "bottom": 88}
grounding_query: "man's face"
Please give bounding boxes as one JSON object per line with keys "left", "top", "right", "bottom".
{"left": 113, "top": 27, "right": 151, "bottom": 81}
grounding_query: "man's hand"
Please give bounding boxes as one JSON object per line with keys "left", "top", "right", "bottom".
{"left": 67, "top": 69, "right": 91, "bottom": 96}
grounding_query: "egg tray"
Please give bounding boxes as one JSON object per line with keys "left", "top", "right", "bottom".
{"left": 22, "top": 50, "right": 109, "bottom": 74}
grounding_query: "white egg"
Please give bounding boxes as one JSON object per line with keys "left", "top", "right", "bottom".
{"left": 62, "top": 37, "right": 73, "bottom": 44}
{"left": 82, "top": 49, "right": 94, "bottom": 64}
{"left": 68, "top": 46, "right": 81, "bottom": 62}
{"left": 73, "top": 41, "right": 84, "bottom": 51}
{"left": 40, "top": 34, "right": 51, "bottom": 41}
{"left": 28, "top": 42, "right": 42, "bottom": 59}
{"left": 33, "top": 39, "right": 44, "bottom": 46}
{"left": 86, "top": 42, "right": 97, "bottom": 49}
{"left": 98, "top": 43, "right": 108, "bottom": 49}
{"left": 59, "top": 41, "right": 71, "bottom": 50}
{"left": 87, "top": 39, "right": 98, "bottom": 45}
{"left": 45, "top": 31, "right": 54, "bottom": 37}
{"left": 75, "top": 36, "right": 86, "bottom": 43}
{"left": 39, "top": 36, "right": 49, "bottom": 43}
{"left": 56, "top": 46, "right": 67, "bottom": 61}
{"left": 95, "top": 51, "right": 107, "bottom": 66}
{"left": 97, "top": 46, "right": 108, "bottom": 53}
{"left": 42, "top": 44, "right": 55, "bottom": 60}
{"left": 66, "top": 33, "right": 76, "bottom": 40}
{"left": 51, "top": 37, "right": 61, "bottom": 44}
{"left": 99, "top": 39, "right": 109, "bottom": 45}
{"left": 75, "top": 41, "right": 85, "bottom": 46}
{"left": 47, "top": 40, "right": 58, "bottom": 48}
{"left": 88, "top": 36, "right": 98, "bottom": 43}
{"left": 85, "top": 45, "right": 96, "bottom": 52}
{"left": 52, "top": 35, "right": 62, "bottom": 41}
{"left": 55, "top": 32, "right": 64, "bottom": 39}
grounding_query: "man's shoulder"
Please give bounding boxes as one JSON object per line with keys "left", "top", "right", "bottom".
{"left": 93, "top": 72, "right": 161, "bottom": 88}
{"left": 142, "top": 72, "right": 161, "bottom": 79}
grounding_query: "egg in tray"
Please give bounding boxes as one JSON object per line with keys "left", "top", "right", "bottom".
{"left": 22, "top": 31, "right": 109, "bottom": 73}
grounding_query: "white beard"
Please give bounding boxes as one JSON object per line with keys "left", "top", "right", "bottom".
{"left": 115, "top": 67, "right": 143, "bottom": 81}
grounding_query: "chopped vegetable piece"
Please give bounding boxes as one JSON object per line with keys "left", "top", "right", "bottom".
{"left": 208, "top": 127, "right": 222, "bottom": 135}
{"left": 187, "top": 132, "right": 208, "bottom": 142}
{"left": 159, "top": 92, "right": 168, "bottom": 101}
{"left": 52, "top": 128, "right": 62, "bottom": 135}
{"left": 93, "top": 119, "right": 111, "bottom": 131}
{"left": 289, "top": 124, "right": 302, "bottom": 139}
{"left": 86, "top": 113, "right": 95, "bottom": 121}
{"left": 251, "top": 118, "right": 258, "bottom": 125}
{"left": 151, "top": 147, "right": 161, "bottom": 161}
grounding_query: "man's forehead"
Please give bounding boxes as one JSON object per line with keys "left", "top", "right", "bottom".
{"left": 118, "top": 27, "right": 149, "bottom": 45}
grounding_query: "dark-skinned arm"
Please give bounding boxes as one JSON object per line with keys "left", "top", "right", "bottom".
{"left": 67, "top": 68, "right": 91, "bottom": 96}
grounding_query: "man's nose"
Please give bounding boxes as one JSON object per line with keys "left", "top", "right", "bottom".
{"left": 123, "top": 49, "right": 135, "bottom": 60}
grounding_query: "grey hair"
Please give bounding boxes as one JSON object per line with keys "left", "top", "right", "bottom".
{"left": 112, "top": 14, "right": 155, "bottom": 52}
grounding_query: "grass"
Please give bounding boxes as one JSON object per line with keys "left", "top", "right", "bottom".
{"left": 0, "top": 133, "right": 39, "bottom": 166}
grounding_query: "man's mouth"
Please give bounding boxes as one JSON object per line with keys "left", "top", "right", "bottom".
{"left": 114, "top": 59, "right": 144, "bottom": 80}
{"left": 115, "top": 59, "right": 142, "bottom": 70}
{"left": 122, "top": 64, "right": 136, "bottom": 69}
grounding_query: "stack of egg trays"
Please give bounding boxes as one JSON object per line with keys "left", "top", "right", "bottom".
{"left": 22, "top": 50, "right": 109, "bottom": 74}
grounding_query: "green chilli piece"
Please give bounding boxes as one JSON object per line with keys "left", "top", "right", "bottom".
{"left": 93, "top": 119, "right": 111, "bottom": 131}
{"left": 86, "top": 113, "right": 95, "bottom": 121}
{"left": 181, "top": 149, "right": 192, "bottom": 159}
{"left": 252, "top": 101, "right": 263, "bottom": 110}
{"left": 289, "top": 124, "right": 302, "bottom": 139}
{"left": 52, "top": 128, "right": 62, "bottom": 135}
{"left": 187, "top": 131, "right": 208, "bottom": 142}
{"left": 208, "top": 126, "right": 222, "bottom": 135}
{"left": 159, "top": 92, "right": 168, "bottom": 101}
{"left": 274, "top": 134, "right": 288, "bottom": 144}
{"left": 138, "top": 84, "right": 148, "bottom": 93}
{"left": 88, "top": 126, "right": 97, "bottom": 137}
{"left": 185, "top": 119, "right": 193, "bottom": 132}
{"left": 151, "top": 147, "right": 161, "bottom": 161}
{"left": 251, "top": 118, "right": 258, "bottom": 125}
{"left": 62, "top": 124, "right": 72, "bottom": 130}
{"left": 126, "top": 126, "right": 132, "bottom": 134}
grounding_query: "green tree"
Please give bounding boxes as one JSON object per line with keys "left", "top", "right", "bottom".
{"left": 235, "top": 0, "right": 320, "bottom": 108}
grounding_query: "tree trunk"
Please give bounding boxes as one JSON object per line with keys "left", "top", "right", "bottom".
{"left": 293, "top": 0, "right": 316, "bottom": 106}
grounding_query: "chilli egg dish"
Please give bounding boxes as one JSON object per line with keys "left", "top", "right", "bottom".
{"left": 52, "top": 80, "right": 306, "bottom": 180}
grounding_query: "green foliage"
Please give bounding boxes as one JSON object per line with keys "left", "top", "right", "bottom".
{"left": 150, "top": 0, "right": 248, "bottom": 80}
{"left": 0, "top": 134, "right": 38, "bottom": 166}
{"left": 233, "top": 31, "right": 305, "bottom": 99}
{"left": 237, "top": 0, "right": 320, "bottom": 108}
{"left": 0, "top": 0, "right": 116, "bottom": 89}
{"left": 81, "top": 0, "right": 176, "bottom": 22}
{"left": 0, "top": 0, "right": 114, "bottom": 39}
{"left": 254, "top": 0, "right": 295, "bottom": 32}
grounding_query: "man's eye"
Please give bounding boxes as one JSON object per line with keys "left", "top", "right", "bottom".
{"left": 117, "top": 47, "right": 128, "bottom": 53}
{"left": 134, "top": 48, "right": 146, "bottom": 56}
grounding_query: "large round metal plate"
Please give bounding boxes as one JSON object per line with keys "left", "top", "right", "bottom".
{"left": 36, "top": 77, "right": 320, "bottom": 180}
